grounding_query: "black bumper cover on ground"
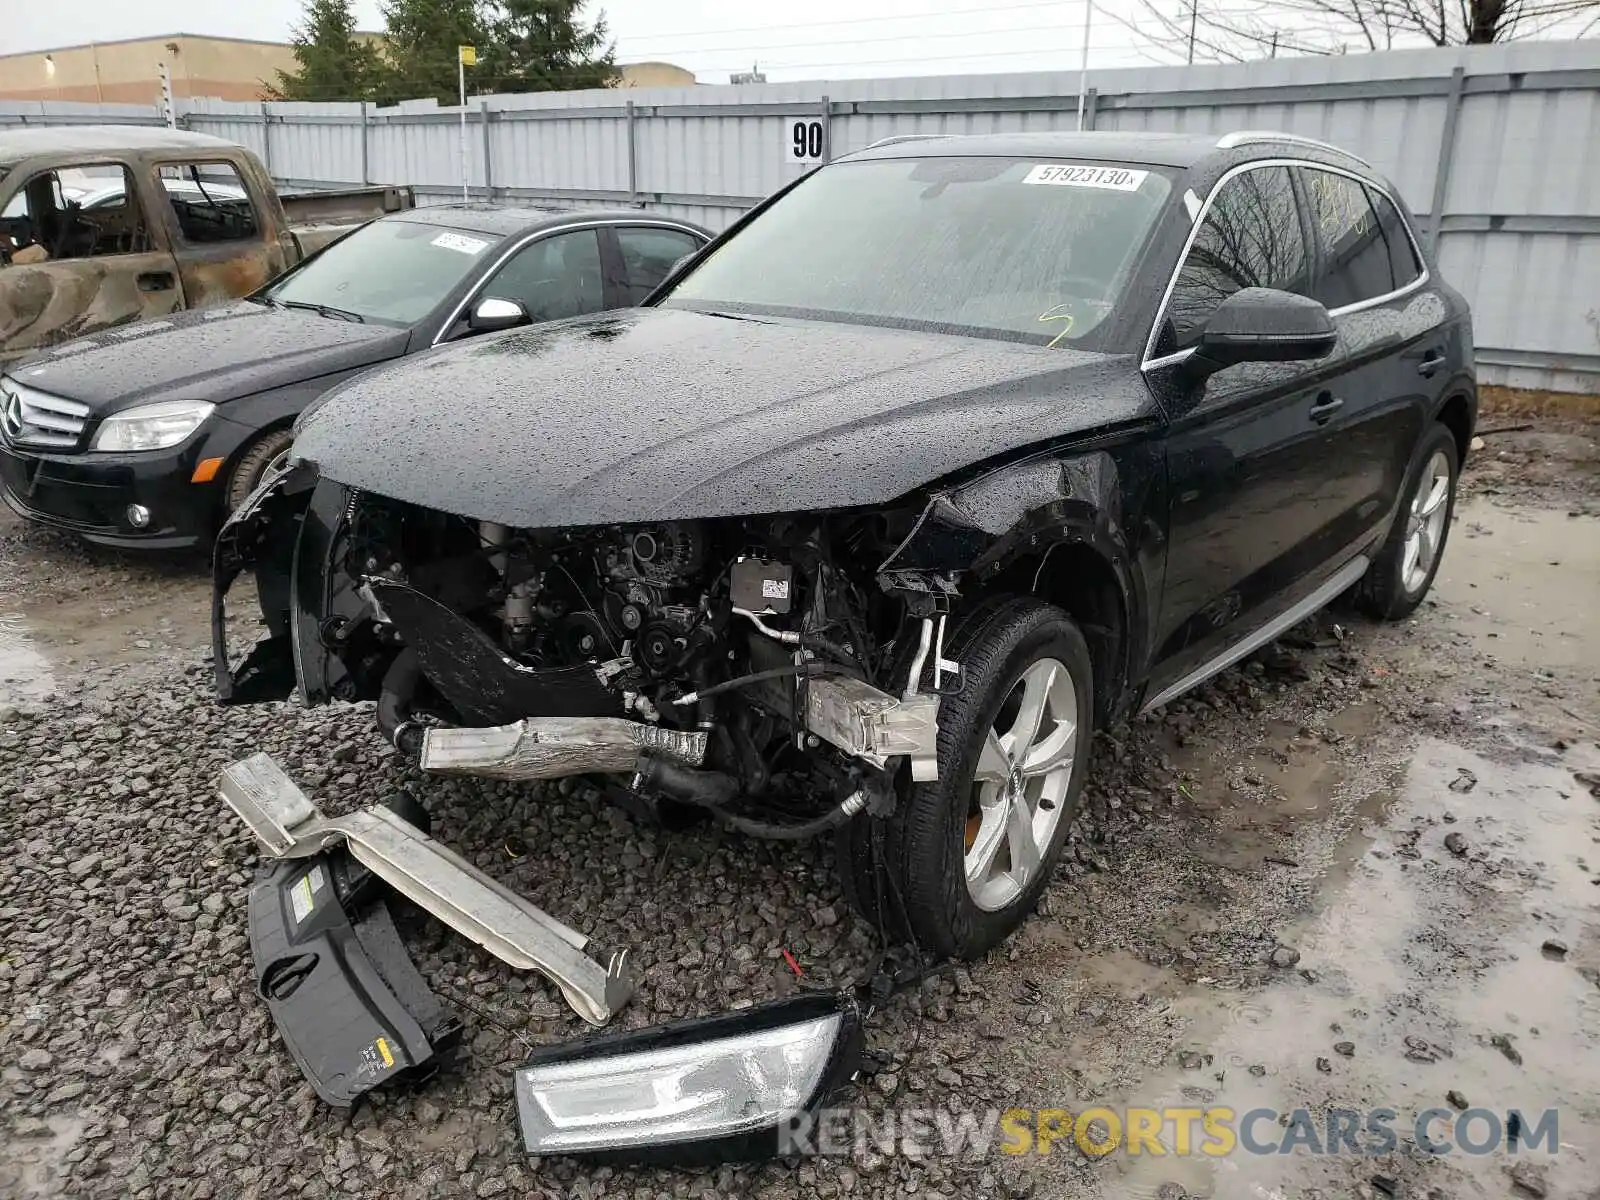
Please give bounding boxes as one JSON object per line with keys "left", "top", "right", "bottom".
{"left": 248, "top": 850, "right": 463, "bottom": 1106}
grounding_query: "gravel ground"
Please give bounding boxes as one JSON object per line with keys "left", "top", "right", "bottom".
{"left": 1, "top": 417, "right": 1597, "bottom": 1199}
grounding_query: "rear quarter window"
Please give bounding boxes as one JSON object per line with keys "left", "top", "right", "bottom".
{"left": 1301, "top": 167, "right": 1399, "bottom": 310}
{"left": 1365, "top": 184, "right": 1424, "bottom": 289}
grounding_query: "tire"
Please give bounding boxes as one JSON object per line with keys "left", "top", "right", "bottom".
{"left": 838, "top": 597, "right": 1094, "bottom": 959}
{"left": 224, "top": 428, "right": 296, "bottom": 514}
{"left": 1354, "top": 423, "right": 1459, "bottom": 621}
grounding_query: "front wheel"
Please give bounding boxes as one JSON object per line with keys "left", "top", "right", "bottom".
{"left": 839, "top": 598, "right": 1094, "bottom": 959}
{"left": 1355, "top": 423, "right": 1459, "bottom": 621}
{"left": 224, "top": 428, "right": 296, "bottom": 514}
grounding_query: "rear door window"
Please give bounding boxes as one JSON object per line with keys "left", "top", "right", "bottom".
{"left": 1162, "top": 165, "right": 1311, "bottom": 353}
{"left": 158, "top": 161, "right": 259, "bottom": 244}
{"left": 616, "top": 226, "right": 703, "bottom": 303}
{"left": 1299, "top": 168, "right": 1397, "bottom": 310}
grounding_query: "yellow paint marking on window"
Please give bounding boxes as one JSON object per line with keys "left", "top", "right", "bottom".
{"left": 1038, "top": 304, "right": 1076, "bottom": 348}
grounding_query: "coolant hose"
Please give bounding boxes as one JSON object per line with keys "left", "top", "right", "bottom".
{"left": 635, "top": 755, "right": 741, "bottom": 808}
{"left": 711, "top": 804, "right": 864, "bottom": 842}
{"left": 636, "top": 754, "right": 869, "bottom": 841}
{"left": 376, "top": 649, "right": 424, "bottom": 757}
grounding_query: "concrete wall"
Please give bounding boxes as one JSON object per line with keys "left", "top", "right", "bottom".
{"left": 0, "top": 36, "right": 294, "bottom": 105}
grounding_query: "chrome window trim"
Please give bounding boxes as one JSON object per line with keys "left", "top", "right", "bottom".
{"left": 1143, "top": 347, "right": 1196, "bottom": 371}
{"left": 1140, "top": 157, "right": 1430, "bottom": 372}
{"left": 429, "top": 217, "right": 709, "bottom": 346}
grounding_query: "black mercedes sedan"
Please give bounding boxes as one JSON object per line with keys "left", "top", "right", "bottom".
{"left": 0, "top": 205, "right": 709, "bottom": 548}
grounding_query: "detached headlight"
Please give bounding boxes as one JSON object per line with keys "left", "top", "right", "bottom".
{"left": 515, "top": 992, "right": 862, "bottom": 1161}
{"left": 90, "top": 400, "right": 214, "bottom": 452}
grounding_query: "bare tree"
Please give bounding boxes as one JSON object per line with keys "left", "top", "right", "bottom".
{"left": 1115, "top": 0, "right": 1600, "bottom": 63}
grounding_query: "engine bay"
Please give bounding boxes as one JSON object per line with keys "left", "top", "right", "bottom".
{"left": 316, "top": 493, "right": 949, "bottom": 832}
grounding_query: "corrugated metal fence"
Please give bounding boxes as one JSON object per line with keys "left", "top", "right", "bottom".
{"left": 5, "top": 41, "right": 1599, "bottom": 392}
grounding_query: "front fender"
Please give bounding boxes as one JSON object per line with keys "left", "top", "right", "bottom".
{"left": 880, "top": 448, "right": 1147, "bottom": 583}
{"left": 877, "top": 442, "right": 1165, "bottom": 711}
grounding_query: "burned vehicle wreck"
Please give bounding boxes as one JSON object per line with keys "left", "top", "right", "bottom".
{"left": 212, "top": 130, "right": 1474, "bottom": 1157}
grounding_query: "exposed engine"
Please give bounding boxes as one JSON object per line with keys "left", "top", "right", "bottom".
{"left": 323, "top": 496, "right": 949, "bottom": 834}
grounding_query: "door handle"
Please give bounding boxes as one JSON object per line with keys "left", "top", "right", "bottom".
{"left": 1417, "top": 349, "right": 1447, "bottom": 378}
{"left": 1308, "top": 393, "right": 1344, "bottom": 425}
{"left": 136, "top": 271, "right": 175, "bottom": 292}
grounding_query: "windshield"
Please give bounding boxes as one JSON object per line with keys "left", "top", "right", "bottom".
{"left": 664, "top": 157, "right": 1172, "bottom": 347}
{"left": 263, "top": 218, "right": 500, "bottom": 325}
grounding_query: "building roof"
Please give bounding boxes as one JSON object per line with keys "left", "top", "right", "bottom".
{"left": 0, "top": 125, "right": 242, "bottom": 166}
{"left": 0, "top": 33, "right": 300, "bottom": 58}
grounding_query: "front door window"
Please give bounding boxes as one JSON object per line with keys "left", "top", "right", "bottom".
{"left": 1, "top": 165, "right": 153, "bottom": 264}
{"left": 482, "top": 228, "right": 606, "bottom": 322}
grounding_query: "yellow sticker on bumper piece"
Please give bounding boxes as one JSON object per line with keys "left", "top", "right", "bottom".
{"left": 375, "top": 1036, "right": 394, "bottom": 1068}
{"left": 288, "top": 864, "right": 326, "bottom": 925}
{"left": 290, "top": 875, "right": 314, "bottom": 923}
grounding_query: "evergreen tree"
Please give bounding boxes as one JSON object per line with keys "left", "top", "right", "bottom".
{"left": 479, "top": 0, "right": 617, "bottom": 94}
{"left": 377, "top": 0, "right": 488, "bottom": 106}
{"left": 271, "top": 0, "right": 380, "bottom": 103}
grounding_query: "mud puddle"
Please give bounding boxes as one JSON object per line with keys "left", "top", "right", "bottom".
{"left": 0, "top": 1112, "right": 90, "bottom": 1198}
{"left": 0, "top": 511, "right": 260, "bottom": 694}
{"left": 1100, "top": 738, "right": 1600, "bottom": 1199}
{"left": 1434, "top": 498, "right": 1600, "bottom": 674}
{"left": 0, "top": 613, "right": 56, "bottom": 707}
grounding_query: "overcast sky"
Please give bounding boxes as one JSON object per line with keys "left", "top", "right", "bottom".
{"left": 3, "top": 0, "right": 1595, "bottom": 83}
{"left": 3, "top": 0, "right": 1253, "bottom": 79}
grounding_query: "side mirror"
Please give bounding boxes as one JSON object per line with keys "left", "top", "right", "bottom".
{"left": 468, "top": 295, "right": 531, "bottom": 333}
{"left": 1187, "top": 287, "right": 1337, "bottom": 379}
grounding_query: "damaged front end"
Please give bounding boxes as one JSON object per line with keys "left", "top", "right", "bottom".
{"left": 210, "top": 461, "right": 1022, "bottom": 1148}
{"left": 214, "top": 467, "right": 955, "bottom": 814}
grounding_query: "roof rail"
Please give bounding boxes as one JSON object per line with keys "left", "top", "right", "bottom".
{"left": 1215, "top": 130, "right": 1371, "bottom": 167}
{"left": 864, "top": 133, "right": 956, "bottom": 150}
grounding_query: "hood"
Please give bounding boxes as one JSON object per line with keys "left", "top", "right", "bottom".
{"left": 9, "top": 301, "right": 408, "bottom": 413}
{"left": 292, "top": 307, "right": 1151, "bottom": 527}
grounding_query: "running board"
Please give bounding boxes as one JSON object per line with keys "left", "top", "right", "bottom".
{"left": 217, "top": 752, "right": 634, "bottom": 1027}
{"left": 1138, "top": 554, "right": 1370, "bottom": 715}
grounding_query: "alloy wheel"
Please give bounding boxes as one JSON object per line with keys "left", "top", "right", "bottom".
{"left": 1402, "top": 450, "right": 1452, "bottom": 594}
{"left": 964, "top": 656, "right": 1079, "bottom": 912}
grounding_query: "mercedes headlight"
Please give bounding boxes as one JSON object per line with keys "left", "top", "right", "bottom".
{"left": 90, "top": 400, "right": 214, "bottom": 452}
{"left": 514, "top": 992, "right": 862, "bottom": 1161}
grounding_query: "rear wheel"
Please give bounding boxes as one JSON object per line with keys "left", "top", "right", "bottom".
{"left": 838, "top": 597, "right": 1094, "bottom": 959}
{"left": 1355, "top": 423, "right": 1459, "bottom": 620}
{"left": 224, "top": 428, "right": 296, "bottom": 514}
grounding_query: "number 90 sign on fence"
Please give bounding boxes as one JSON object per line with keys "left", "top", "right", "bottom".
{"left": 787, "top": 118, "right": 826, "bottom": 164}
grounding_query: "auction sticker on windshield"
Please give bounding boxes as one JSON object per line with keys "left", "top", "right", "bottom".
{"left": 1023, "top": 164, "right": 1149, "bottom": 191}
{"left": 431, "top": 231, "right": 491, "bottom": 255}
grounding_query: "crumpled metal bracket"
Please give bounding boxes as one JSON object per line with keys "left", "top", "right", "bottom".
{"left": 217, "top": 752, "right": 634, "bottom": 1027}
